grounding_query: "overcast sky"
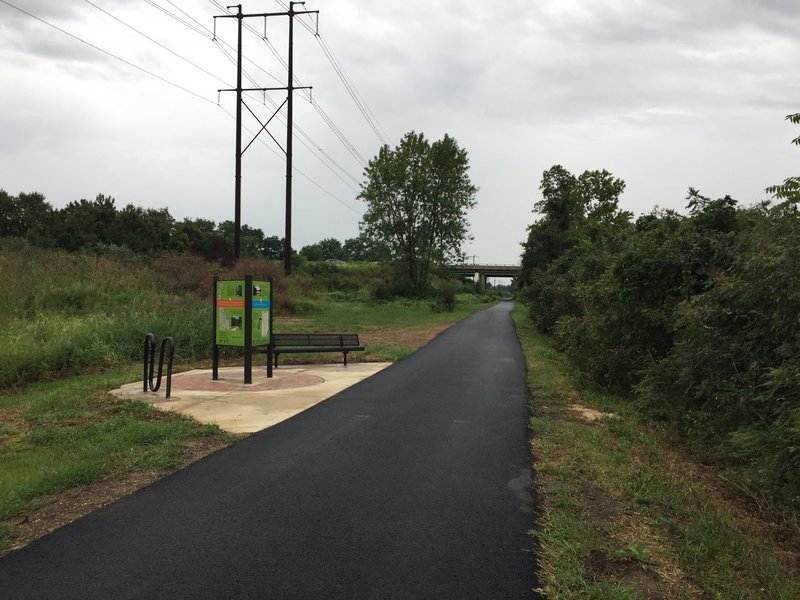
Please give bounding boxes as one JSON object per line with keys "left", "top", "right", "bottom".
{"left": 1, "top": 0, "right": 798, "bottom": 264}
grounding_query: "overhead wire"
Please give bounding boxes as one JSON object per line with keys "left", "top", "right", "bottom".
{"left": 82, "top": 0, "right": 232, "bottom": 89}
{"left": 146, "top": 0, "right": 285, "bottom": 86}
{"left": 130, "top": 0, "right": 360, "bottom": 188}
{"left": 314, "top": 33, "right": 390, "bottom": 145}
{"left": 275, "top": 0, "right": 390, "bottom": 145}
{"left": 0, "top": 0, "right": 360, "bottom": 216}
{"left": 143, "top": 0, "right": 209, "bottom": 38}
{"left": 0, "top": 0, "right": 216, "bottom": 105}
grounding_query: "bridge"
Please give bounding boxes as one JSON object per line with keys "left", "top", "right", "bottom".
{"left": 446, "top": 263, "right": 520, "bottom": 292}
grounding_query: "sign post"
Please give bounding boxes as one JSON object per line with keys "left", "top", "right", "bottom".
{"left": 212, "top": 276, "right": 273, "bottom": 382}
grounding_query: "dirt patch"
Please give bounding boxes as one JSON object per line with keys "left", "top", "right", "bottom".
{"left": 361, "top": 326, "right": 449, "bottom": 349}
{"left": 568, "top": 403, "right": 618, "bottom": 422}
{"left": 273, "top": 317, "right": 309, "bottom": 325}
{"left": 585, "top": 550, "right": 672, "bottom": 599}
{"left": 1, "top": 435, "right": 228, "bottom": 557}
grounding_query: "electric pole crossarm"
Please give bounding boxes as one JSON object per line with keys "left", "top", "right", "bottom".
{"left": 218, "top": 86, "right": 297, "bottom": 93}
{"left": 216, "top": 10, "right": 318, "bottom": 19}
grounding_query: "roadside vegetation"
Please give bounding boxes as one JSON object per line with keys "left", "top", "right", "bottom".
{"left": 518, "top": 116, "right": 800, "bottom": 516}
{"left": 518, "top": 115, "right": 800, "bottom": 597}
{"left": 515, "top": 309, "right": 800, "bottom": 598}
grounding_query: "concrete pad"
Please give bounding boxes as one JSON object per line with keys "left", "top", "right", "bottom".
{"left": 111, "top": 363, "right": 391, "bottom": 434}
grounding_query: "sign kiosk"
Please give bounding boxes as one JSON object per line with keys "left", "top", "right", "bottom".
{"left": 212, "top": 275, "right": 273, "bottom": 383}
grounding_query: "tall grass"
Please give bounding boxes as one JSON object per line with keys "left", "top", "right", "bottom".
{"left": 0, "top": 247, "right": 209, "bottom": 388}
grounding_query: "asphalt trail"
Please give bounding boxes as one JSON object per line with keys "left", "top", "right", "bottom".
{"left": 1, "top": 301, "right": 538, "bottom": 599}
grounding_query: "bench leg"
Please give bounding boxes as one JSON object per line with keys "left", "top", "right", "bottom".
{"left": 343, "top": 350, "right": 348, "bottom": 366}
{"left": 274, "top": 353, "right": 279, "bottom": 368}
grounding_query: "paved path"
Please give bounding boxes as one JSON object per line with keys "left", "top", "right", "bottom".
{"left": 0, "top": 302, "right": 539, "bottom": 599}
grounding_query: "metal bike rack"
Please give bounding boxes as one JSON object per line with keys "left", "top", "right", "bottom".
{"left": 143, "top": 333, "right": 175, "bottom": 398}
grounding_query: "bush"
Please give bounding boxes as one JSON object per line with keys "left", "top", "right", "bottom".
{"left": 430, "top": 280, "right": 457, "bottom": 312}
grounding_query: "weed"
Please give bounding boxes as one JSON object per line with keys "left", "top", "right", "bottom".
{"left": 622, "top": 542, "right": 651, "bottom": 571}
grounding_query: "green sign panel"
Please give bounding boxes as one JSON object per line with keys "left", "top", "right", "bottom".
{"left": 215, "top": 279, "right": 271, "bottom": 347}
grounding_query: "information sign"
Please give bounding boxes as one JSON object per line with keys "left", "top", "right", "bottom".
{"left": 215, "top": 280, "right": 271, "bottom": 347}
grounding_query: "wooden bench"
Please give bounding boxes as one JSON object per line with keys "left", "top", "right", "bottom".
{"left": 259, "top": 333, "right": 365, "bottom": 367}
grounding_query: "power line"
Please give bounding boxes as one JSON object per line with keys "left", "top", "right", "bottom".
{"left": 275, "top": 0, "right": 390, "bottom": 145}
{"left": 212, "top": 37, "right": 362, "bottom": 189}
{"left": 163, "top": 0, "right": 214, "bottom": 36}
{"left": 0, "top": 0, "right": 216, "bottom": 105}
{"left": 315, "top": 33, "right": 390, "bottom": 144}
{"left": 83, "top": 0, "right": 232, "bottom": 89}
{"left": 143, "top": 0, "right": 210, "bottom": 38}
{"left": 146, "top": 0, "right": 285, "bottom": 86}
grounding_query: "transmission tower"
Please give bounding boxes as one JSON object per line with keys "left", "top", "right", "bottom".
{"left": 215, "top": 2, "right": 318, "bottom": 275}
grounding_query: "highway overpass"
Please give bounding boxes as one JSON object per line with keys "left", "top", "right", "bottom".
{"left": 446, "top": 263, "right": 520, "bottom": 292}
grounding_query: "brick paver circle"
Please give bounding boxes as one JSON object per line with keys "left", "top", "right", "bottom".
{"left": 170, "top": 370, "right": 324, "bottom": 392}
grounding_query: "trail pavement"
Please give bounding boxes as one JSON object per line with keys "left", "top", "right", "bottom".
{"left": 0, "top": 301, "right": 539, "bottom": 599}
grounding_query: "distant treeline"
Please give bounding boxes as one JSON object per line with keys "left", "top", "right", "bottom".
{"left": 0, "top": 190, "right": 387, "bottom": 263}
{"left": 519, "top": 165, "right": 800, "bottom": 512}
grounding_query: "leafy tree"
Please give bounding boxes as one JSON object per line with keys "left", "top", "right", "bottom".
{"left": 519, "top": 166, "right": 629, "bottom": 331}
{"left": 0, "top": 190, "right": 53, "bottom": 240}
{"left": 108, "top": 204, "right": 174, "bottom": 255}
{"left": 215, "top": 221, "right": 268, "bottom": 258}
{"left": 51, "top": 195, "right": 117, "bottom": 251}
{"left": 358, "top": 131, "right": 477, "bottom": 293}
{"left": 172, "top": 218, "right": 217, "bottom": 258}
{"left": 300, "top": 237, "right": 347, "bottom": 261}
{"left": 343, "top": 234, "right": 390, "bottom": 262}
{"left": 261, "top": 235, "right": 284, "bottom": 260}
{"left": 765, "top": 113, "right": 800, "bottom": 206}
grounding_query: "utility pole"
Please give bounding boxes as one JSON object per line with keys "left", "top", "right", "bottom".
{"left": 215, "top": 2, "right": 317, "bottom": 272}
{"left": 233, "top": 4, "right": 243, "bottom": 261}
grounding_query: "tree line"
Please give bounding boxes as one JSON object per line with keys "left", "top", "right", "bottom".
{"left": 0, "top": 190, "right": 387, "bottom": 263}
{"left": 518, "top": 114, "right": 800, "bottom": 511}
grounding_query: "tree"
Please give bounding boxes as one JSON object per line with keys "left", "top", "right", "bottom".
{"left": 172, "top": 218, "right": 217, "bottom": 258}
{"left": 358, "top": 131, "right": 477, "bottom": 293}
{"left": 108, "top": 204, "right": 174, "bottom": 255}
{"left": 261, "top": 235, "right": 284, "bottom": 260}
{"left": 343, "top": 234, "right": 391, "bottom": 262}
{"left": 215, "top": 221, "right": 267, "bottom": 257}
{"left": 765, "top": 113, "right": 800, "bottom": 206}
{"left": 51, "top": 194, "right": 117, "bottom": 251}
{"left": 300, "top": 237, "right": 348, "bottom": 261}
{"left": 0, "top": 190, "right": 53, "bottom": 240}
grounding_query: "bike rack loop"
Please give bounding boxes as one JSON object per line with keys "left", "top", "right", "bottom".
{"left": 143, "top": 333, "right": 175, "bottom": 399}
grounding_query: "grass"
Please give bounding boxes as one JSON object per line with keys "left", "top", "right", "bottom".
{"left": 0, "top": 366, "right": 235, "bottom": 553}
{"left": 0, "top": 248, "right": 210, "bottom": 388}
{"left": 295, "top": 294, "right": 488, "bottom": 331}
{"left": 513, "top": 306, "right": 800, "bottom": 599}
